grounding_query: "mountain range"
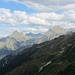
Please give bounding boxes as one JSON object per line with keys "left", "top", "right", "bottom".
{"left": 0, "top": 32, "right": 75, "bottom": 75}
{"left": 0, "top": 31, "right": 32, "bottom": 58}
{"left": 33, "top": 26, "right": 66, "bottom": 44}
{"left": 0, "top": 26, "right": 72, "bottom": 59}
{"left": 26, "top": 32, "right": 42, "bottom": 38}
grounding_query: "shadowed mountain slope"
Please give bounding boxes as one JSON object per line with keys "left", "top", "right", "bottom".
{"left": 0, "top": 32, "right": 75, "bottom": 75}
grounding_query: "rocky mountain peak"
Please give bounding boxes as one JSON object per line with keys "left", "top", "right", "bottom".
{"left": 10, "top": 31, "right": 32, "bottom": 41}
{"left": 10, "top": 31, "right": 24, "bottom": 37}
{"left": 52, "top": 26, "right": 66, "bottom": 33}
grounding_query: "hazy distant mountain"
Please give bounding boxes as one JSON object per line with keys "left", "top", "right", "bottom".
{"left": 0, "top": 26, "right": 66, "bottom": 51}
{"left": 65, "top": 28, "right": 75, "bottom": 35}
{"left": 44, "top": 29, "right": 56, "bottom": 40}
{"left": 52, "top": 26, "right": 66, "bottom": 33}
{"left": 10, "top": 31, "right": 32, "bottom": 42}
{"left": 0, "top": 31, "right": 32, "bottom": 50}
{"left": 0, "top": 31, "right": 32, "bottom": 58}
{"left": 35, "top": 26, "right": 66, "bottom": 44}
{"left": 26, "top": 32, "right": 42, "bottom": 38}
{"left": 68, "top": 28, "right": 75, "bottom": 32}
{"left": 44, "top": 26, "right": 66, "bottom": 40}
{"left": 0, "top": 32, "right": 75, "bottom": 75}
{"left": 0, "top": 26, "right": 67, "bottom": 59}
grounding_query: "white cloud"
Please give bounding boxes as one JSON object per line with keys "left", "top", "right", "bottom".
{"left": 13, "top": 11, "right": 29, "bottom": 24}
{"left": 63, "top": 10, "right": 75, "bottom": 23}
{"left": 22, "top": 27, "right": 48, "bottom": 34}
{"left": 0, "top": 8, "right": 50, "bottom": 26}
{"left": 5, "top": 0, "right": 75, "bottom": 12}
{"left": 60, "top": 4, "right": 75, "bottom": 11}
{"left": 29, "top": 16, "right": 50, "bottom": 26}
{"left": 6, "top": 26, "right": 48, "bottom": 35}
{"left": 0, "top": 31, "right": 10, "bottom": 38}
{"left": 0, "top": 8, "right": 29, "bottom": 25}
{"left": 0, "top": 8, "right": 75, "bottom": 28}
{"left": 0, "top": 8, "right": 19, "bottom": 25}
{"left": 0, "top": 8, "right": 75, "bottom": 36}
{"left": 1, "top": 0, "right": 75, "bottom": 36}
{"left": 24, "top": 1, "right": 52, "bottom": 12}
{"left": 0, "top": 34, "right": 8, "bottom": 38}
{"left": 34, "top": 13, "right": 64, "bottom": 21}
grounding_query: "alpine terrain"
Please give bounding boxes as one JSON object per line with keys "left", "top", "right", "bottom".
{"left": 0, "top": 32, "right": 75, "bottom": 75}
{"left": 0, "top": 26, "right": 66, "bottom": 59}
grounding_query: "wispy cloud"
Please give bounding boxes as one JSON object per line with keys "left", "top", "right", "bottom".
{"left": 4, "top": 0, "right": 75, "bottom": 12}
{"left": 6, "top": 26, "right": 48, "bottom": 34}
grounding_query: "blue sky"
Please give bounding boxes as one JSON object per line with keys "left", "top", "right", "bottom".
{"left": 0, "top": 0, "right": 37, "bottom": 37}
{"left": 0, "top": 0, "right": 35, "bottom": 13}
{"left": 0, "top": 0, "right": 75, "bottom": 37}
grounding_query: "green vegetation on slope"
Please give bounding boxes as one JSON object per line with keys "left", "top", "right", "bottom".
{"left": 0, "top": 33, "right": 75, "bottom": 75}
